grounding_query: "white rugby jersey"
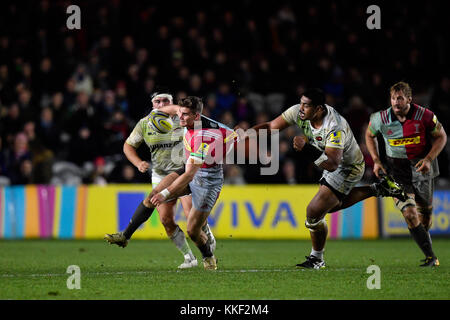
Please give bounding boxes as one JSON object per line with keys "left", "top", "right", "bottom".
{"left": 282, "top": 104, "right": 364, "bottom": 167}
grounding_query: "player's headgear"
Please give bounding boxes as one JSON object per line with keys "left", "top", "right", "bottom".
{"left": 302, "top": 88, "right": 326, "bottom": 107}
{"left": 151, "top": 86, "right": 173, "bottom": 104}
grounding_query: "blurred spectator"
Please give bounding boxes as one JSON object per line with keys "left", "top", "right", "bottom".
{"left": 281, "top": 159, "right": 297, "bottom": 185}
{"left": 109, "top": 162, "right": 147, "bottom": 184}
{"left": 224, "top": 164, "right": 246, "bottom": 185}
{"left": 86, "top": 156, "right": 108, "bottom": 185}
{"left": 68, "top": 126, "right": 98, "bottom": 167}
{"left": 1, "top": 103, "right": 23, "bottom": 144}
{"left": 6, "top": 133, "right": 32, "bottom": 185}
{"left": 0, "top": 1, "right": 448, "bottom": 184}
{"left": 72, "top": 64, "right": 94, "bottom": 95}
{"left": 36, "top": 107, "right": 61, "bottom": 152}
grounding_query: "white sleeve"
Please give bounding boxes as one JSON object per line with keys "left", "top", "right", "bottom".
{"left": 125, "top": 120, "right": 144, "bottom": 148}
{"left": 281, "top": 104, "right": 300, "bottom": 125}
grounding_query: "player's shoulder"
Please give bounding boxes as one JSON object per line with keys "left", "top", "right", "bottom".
{"left": 324, "top": 105, "right": 345, "bottom": 130}
{"left": 369, "top": 107, "right": 392, "bottom": 124}
{"left": 281, "top": 104, "right": 300, "bottom": 117}
{"left": 411, "top": 103, "right": 434, "bottom": 121}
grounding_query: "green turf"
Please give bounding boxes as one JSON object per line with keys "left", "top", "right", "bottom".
{"left": 0, "top": 239, "right": 449, "bottom": 300}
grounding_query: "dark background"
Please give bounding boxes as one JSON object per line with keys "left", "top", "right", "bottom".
{"left": 0, "top": 0, "right": 449, "bottom": 186}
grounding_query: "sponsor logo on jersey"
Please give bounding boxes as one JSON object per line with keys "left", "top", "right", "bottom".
{"left": 414, "top": 123, "right": 420, "bottom": 134}
{"left": 329, "top": 131, "right": 342, "bottom": 145}
{"left": 386, "top": 129, "right": 393, "bottom": 135}
{"left": 315, "top": 136, "right": 323, "bottom": 141}
{"left": 149, "top": 141, "right": 181, "bottom": 152}
{"left": 388, "top": 136, "right": 421, "bottom": 146}
{"left": 196, "top": 143, "right": 210, "bottom": 157}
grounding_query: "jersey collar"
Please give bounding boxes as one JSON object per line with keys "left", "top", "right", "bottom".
{"left": 389, "top": 103, "right": 416, "bottom": 122}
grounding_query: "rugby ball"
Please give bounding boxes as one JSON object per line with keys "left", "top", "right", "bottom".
{"left": 149, "top": 110, "right": 173, "bottom": 133}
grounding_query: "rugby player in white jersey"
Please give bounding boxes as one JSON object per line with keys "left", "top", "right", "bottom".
{"left": 248, "top": 88, "right": 407, "bottom": 269}
{"left": 105, "top": 90, "right": 216, "bottom": 269}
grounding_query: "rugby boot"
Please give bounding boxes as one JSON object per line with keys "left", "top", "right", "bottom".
{"left": 296, "top": 255, "right": 326, "bottom": 269}
{"left": 420, "top": 256, "right": 440, "bottom": 267}
{"left": 373, "top": 175, "right": 409, "bottom": 202}
{"left": 104, "top": 232, "right": 128, "bottom": 248}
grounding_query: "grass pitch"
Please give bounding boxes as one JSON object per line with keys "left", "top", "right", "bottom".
{"left": 0, "top": 238, "right": 449, "bottom": 300}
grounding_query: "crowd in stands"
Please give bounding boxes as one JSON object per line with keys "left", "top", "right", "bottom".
{"left": 0, "top": 0, "right": 449, "bottom": 186}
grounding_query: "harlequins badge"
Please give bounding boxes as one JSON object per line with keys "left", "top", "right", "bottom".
{"left": 316, "top": 136, "right": 323, "bottom": 141}
{"left": 387, "top": 129, "right": 393, "bottom": 135}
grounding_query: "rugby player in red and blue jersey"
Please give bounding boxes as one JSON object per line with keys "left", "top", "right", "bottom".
{"left": 366, "top": 81, "right": 447, "bottom": 267}
{"left": 150, "top": 96, "right": 238, "bottom": 270}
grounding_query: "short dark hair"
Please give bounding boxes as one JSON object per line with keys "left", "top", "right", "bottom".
{"left": 302, "top": 88, "right": 326, "bottom": 107}
{"left": 178, "top": 96, "right": 203, "bottom": 114}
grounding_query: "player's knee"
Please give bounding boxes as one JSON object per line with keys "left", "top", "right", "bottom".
{"left": 395, "top": 197, "right": 416, "bottom": 212}
{"left": 306, "top": 203, "right": 323, "bottom": 218}
{"left": 418, "top": 207, "right": 433, "bottom": 230}
{"left": 160, "top": 215, "right": 176, "bottom": 231}
{"left": 187, "top": 226, "right": 199, "bottom": 242}
{"left": 305, "top": 216, "right": 327, "bottom": 232}
{"left": 143, "top": 197, "right": 152, "bottom": 208}
{"left": 401, "top": 207, "right": 419, "bottom": 225}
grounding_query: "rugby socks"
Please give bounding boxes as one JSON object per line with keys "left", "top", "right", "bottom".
{"left": 198, "top": 242, "right": 213, "bottom": 258}
{"left": 310, "top": 248, "right": 324, "bottom": 261}
{"left": 170, "top": 225, "right": 196, "bottom": 261}
{"left": 408, "top": 224, "right": 436, "bottom": 259}
{"left": 123, "top": 202, "right": 154, "bottom": 239}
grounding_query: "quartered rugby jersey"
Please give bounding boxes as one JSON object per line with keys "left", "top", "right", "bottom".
{"left": 126, "top": 109, "right": 184, "bottom": 174}
{"left": 183, "top": 115, "right": 239, "bottom": 169}
{"left": 368, "top": 104, "right": 440, "bottom": 160}
{"left": 282, "top": 104, "right": 364, "bottom": 167}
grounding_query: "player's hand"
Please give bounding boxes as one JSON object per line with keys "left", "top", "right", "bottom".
{"left": 373, "top": 160, "right": 387, "bottom": 179}
{"left": 150, "top": 193, "right": 165, "bottom": 206}
{"left": 137, "top": 161, "right": 150, "bottom": 173}
{"left": 293, "top": 135, "right": 307, "bottom": 152}
{"left": 415, "top": 157, "right": 432, "bottom": 174}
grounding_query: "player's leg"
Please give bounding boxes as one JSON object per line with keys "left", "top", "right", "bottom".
{"left": 297, "top": 184, "right": 340, "bottom": 269}
{"left": 180, "top": 195, "right": 216, "bottom": 253}
{"left": 104, "top": 171, "right": 183, "bottom": 247}
{"left": 186, "top": 207, "right": 216, "bottom": 269}
{"left": 330, "top": 175, "right": 408, "bottom": 212}
{"left": 188, "top": 173, "right": 222, "bottom": 270}
{"left": 414, "top": 179, "right": 439, "bottom": 266}
{"left": 157, "top": 198, "right": 198, "bottom": 269}
{"left": 395, "top": 191, "right": 438, "bottom": 267}
{"left": 104, "top": 198, "right": 156, "bottom": 247}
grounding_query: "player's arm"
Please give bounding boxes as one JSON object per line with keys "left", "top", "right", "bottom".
{"left": 315, "top": 146, "right": 342, "bottom": 172}
{"left": 416, "top": 123, "right": 447, "bottom": 173}
{"left": 123, "top": 122, "right": 150, "bottom": 173}
{"left": 123, "top": 142, "right": 150, "bottom": 173}
{"left": 150, "top": 163, "right": 200, "bottom": 206}
{"left": 251, "top": 115, "right": 291, "bottom": 134}
{"left": 365, "top": 125, "right": 387, "bottom": 178}
{"left": 292, "top": 135, "right": 342, "bottom": 171}
{"left": 157, "top": 104, "right": 181, "bottom": 116}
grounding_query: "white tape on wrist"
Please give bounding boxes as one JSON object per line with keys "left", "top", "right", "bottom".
{"left": 314, "top": 153, "right": 328, "bottom": 167}
{"left": 160, "top": 188, "right": 171, "bottom": 199}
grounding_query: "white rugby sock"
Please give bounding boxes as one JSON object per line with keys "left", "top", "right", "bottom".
{"left": 310, "top": 248, "right": 324, "bottom": 260}
{"left": 170, "top": 225, "right": 195, "bottom": 261}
